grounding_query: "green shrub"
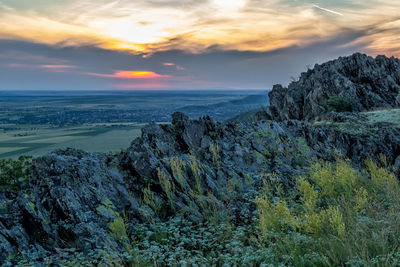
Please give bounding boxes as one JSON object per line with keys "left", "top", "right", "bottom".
{"left": 0, "top": 156, "right": 32, "bottom": 190}
{"left": 170, "top": 157, "right": 186, "bottom": 190}
{"left": 256, "top": 157, "right": 400, "bottom": 266}
{"left": 189, "top": 154, "right": 202, "bottom": 195}
{"left": 109, "top": 216, "right": 128, "bottom": 243}
{"left": 157, "top": 168, "right": 175, "bottom": 209}
{"left": 324, "top": 96, "right": 356, "bottom": 112}
{"left": 210, "top": 141, "right": 220, "bottom": 168}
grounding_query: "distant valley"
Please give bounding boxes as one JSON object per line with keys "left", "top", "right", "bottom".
{"left": 0, "top": 90, "right": 267, "bottom": 158}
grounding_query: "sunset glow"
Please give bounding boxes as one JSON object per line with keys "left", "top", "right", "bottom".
{"left": 88, "top": 71, "right": 171, "bottom": 79}
{"left": 1, "top": 0, "right": 400, "bottom": 90}
{"left": 114, "top": 71, "right": 169, "bottom": 79}
{"left": 0, "top": 0, "right": 399, "bottom": 56}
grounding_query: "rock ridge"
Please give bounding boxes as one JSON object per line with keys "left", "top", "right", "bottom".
{"left": 268, "top": 53, "right": 400, "bottom": 121}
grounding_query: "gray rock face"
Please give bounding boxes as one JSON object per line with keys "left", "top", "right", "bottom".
{"left": 269, "top": 53, "right": 400, "bottom": 121}
{"left": 0, "top": 149, "right": 135, "bottom": 262}
{"left": 282, "top": 119, "right": 400, "bottom": 168}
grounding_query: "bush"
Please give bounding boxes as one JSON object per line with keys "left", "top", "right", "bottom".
{"left": 324, "top": 96, "right": 356, "bottom": 112}
{"left": 256, "top": 157, "right": 400, "bottom": 266}
{"left": 0, "top": 156, "right": 32, "bottom": 190}
{"left": 109, "top": 216, "right": 128, "bottom": 243}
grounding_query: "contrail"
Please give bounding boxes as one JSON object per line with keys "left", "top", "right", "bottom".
{"left": 312, "top": 4, "right": 343, "bottom": 16}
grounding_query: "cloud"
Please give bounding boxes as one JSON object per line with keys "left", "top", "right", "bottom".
{"left": 0, "top": 49, "right": 70, "bottom": 65}
{"left": 6, "top": 63, "right": 27, "bottom": 68}
{"left": 163, "top": 62, "right": 185, "bottom": 70}
{"left": 87, "top": 70, "right": 171, "bottom": 79}
{"left": 0, "top": 30, "right": 385, "bottom": 91}
{"left": 5, "top": 61, "right": 78, "bottom": 72}
{"left": 0, "top": 0, "right": 398, "bottom": 57}
{"left": 38, "top": 64, "right": 77, "bottom": 72}
{"left": 113, "top": 82, "right": 169, "bottom": 89}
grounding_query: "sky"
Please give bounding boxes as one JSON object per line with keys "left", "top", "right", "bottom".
{"left": 0, "top": 0, "right": 399, "bottom": 90}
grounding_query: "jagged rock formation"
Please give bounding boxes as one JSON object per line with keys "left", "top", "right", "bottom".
{"left": 2, "top": 111, "right": 400, "bottom": 263}
{"left": 282, "top": 118, "right": 400, "bottom": 172}
{"left": 1, "top": 53, "right": 400, "bottom": 264}
{"left": 268, "top": 53, "right": 400, "bottom": 121}
{"left": 0, "top": 113, "right": 313, "bottom": 262}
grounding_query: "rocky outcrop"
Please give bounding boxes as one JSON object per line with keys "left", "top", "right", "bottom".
{"left": 0, "top": 113, "right": 314, "bottom": 263}
{"left": 2, "top": 110, "right": 399, "bottom": 263}
{"left": 282, "top": 119, "right": 400, "bottom": 168}
{"left": 268, "top": 53, "right": 400, "bottom": 121}
{"left": 2, "top": 53, "right": 400, "bottom": 264}
{"left": 0, "top": 150, "right": 130, "bottom": 262}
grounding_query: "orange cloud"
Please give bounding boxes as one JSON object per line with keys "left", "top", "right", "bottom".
{"left": 88, "top": 70, "right": 171, "bottom": 79}
{"left": 1, "top": 0, "right": 400, "bottom": 57}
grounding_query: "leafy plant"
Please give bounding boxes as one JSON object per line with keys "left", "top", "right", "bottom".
{"left": 210, "top": 141, "right": 220, "bottom": 168}
{"left": 157, "top": 168, "right": 175, "bottom": 209}
{"left": 109, "top": 216, "right": 128, "bottom": 243}
{"left": 0, "top": 156, "right": 32, "bottom": 190}
{"left": 256, "top": 157, "right": 400, "bottom": 266}
{"left": 141, "top": 184, "right": 162, "bottom": 218}
{"left": 324, "top": 96, "right": 356, "bottom": 112}
{"left": 170, "top": 157, "right": 186, "bottom": 190}
{"left": 189, "top": 154, "right": 202, "bottom": 195}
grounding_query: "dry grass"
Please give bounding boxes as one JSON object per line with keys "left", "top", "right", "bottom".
{"left": 364, "top": 108, "right": 400, "bottom": 128}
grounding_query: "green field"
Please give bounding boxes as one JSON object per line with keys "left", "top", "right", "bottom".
{"left": 0, "top": 123, "right": 153, "bottom": 159}
{"left": 365, "top": 108, "right": 400, "bottom": 127}
{"left": 313, "top": 108, "right": 400, "bottom": 135}
{"left": 0, "top": 90, "right": 266, "bottom": 159}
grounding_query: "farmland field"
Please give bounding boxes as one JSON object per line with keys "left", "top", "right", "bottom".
{"left": 0, "top": 90, "right": 268, "bottom": 158}
{"left": 0, "top": 123, "right": 147, "bottom": 158}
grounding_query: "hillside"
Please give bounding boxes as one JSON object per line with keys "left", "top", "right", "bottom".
{"left": 1, "top": 53, "right": 400, "bottom": 266}
{"left": 267, "top": 53, "right": 400, "bottom": 121}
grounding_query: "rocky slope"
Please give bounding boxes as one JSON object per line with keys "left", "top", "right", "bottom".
{"left": 1, "top": 113, "right": 314, "bottom": 263}
{"left": 268, "top": 53, "right": 400, "bottom": 121}
{"left": 1, "top": 53, "right": 400, "bottom": 264}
